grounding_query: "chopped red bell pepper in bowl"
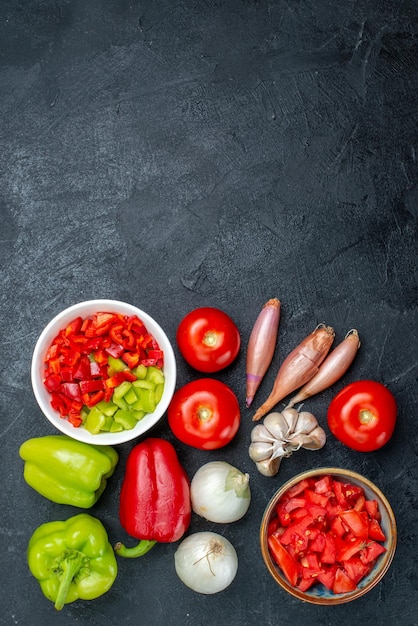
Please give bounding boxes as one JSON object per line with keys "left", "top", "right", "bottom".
{"left": 260, "top": 467, "right": 397, "bottom": 605}
{"left": 31, "top": 300, "right": 176, "bottom": 445}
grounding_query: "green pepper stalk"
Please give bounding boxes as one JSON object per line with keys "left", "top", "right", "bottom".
{"left": 114, "top": 539, "right": 157, "bottom": 558}
{"left": 27, "top": 514, "right": 117, "bottom": 610}
{"left": 51, "top": 549, "right": 90, "bottom": 610}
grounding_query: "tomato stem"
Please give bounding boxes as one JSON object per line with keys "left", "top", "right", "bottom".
{"left": 197, "top": 405, "right": 213, "bottom": 422}
{"left": 359, "top": 409, "right": 374, "bottom": 424}
{"left": 202, "top": 331, "right": 218, "bottom": 348}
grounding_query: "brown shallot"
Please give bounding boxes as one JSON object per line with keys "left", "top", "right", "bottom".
{"left": 286, "top": 329, "right": 361, "bottom": 409}
{"left": 252, "top": 324, "right": 335, "bottom": 421}
{"left": 246, "top": 298, "right": 281, "bottom": 407}
{"left": 249, "top": 409, "right": 326, "bottom": 476}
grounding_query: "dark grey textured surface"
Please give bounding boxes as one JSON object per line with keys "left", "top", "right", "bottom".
{"left": 1, "top": 1, "right": 417, "bottom": 624}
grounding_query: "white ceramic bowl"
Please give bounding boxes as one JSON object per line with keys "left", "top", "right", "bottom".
{"left": 31, "top": 299, "right": 176, "bottom": 445}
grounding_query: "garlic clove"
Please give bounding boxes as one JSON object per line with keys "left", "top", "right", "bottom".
{"left": 255, "top": 456, "right": 282, "bottom": 477}
{"left": 250, "top": 424, "right": 277, "bottom": 444}
{"left": 248, "top": 441, "right": 275, "bottom": 462}
{"left": 286, "top": 433, "right": 316, "bottom": 449}
{"left": 263, "top": 411, "right": 289, "bottom": 439}
{"left": 281, "top": 408, "right": 299, "bottom": 433}
{"left": 300, "top": 425, "right": 327, "bottom": 450}
{"left": 293, "top": 411, "right": 319, "bottom": 435}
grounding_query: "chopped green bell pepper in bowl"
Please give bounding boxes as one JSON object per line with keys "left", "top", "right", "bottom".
{"left": 31, "top": 299, "right": 176, "bottom": 446}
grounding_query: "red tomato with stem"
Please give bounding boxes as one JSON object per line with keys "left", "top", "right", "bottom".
{"left": 176, "top": 307, "right": 240, "bottom": 373}
{"left": 327, "top": 380, "right": 396, "bottom": 452}
{"left": 167, "top": 378, "right": 240, "bottom": 450}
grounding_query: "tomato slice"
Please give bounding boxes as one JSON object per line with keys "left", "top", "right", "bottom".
{"left": 340, "top": 510, "right": 369, "bottom": 540}
{"left": 337, "top": 537, "right": 366, "bottom": 562}
{"left": 282, "top": 497, "right": 306, "bottom": 514}
{"left": 301, "top": 552, "right": 322, "bottom": 573}
{"left": 365, "top": 499, "right": 381, "bottom": 520}
{"left": 286, "top": 478, "right": 311, "bottom": 498}
{"left": 280, "top": 516, "right": 312, "bottom": 549}
{"left": 297, "top": 576, "right": 317, "bottom": 591}
{"left": 321, "top": 533, "right": 338, "bottom": 564}
{"left": 309, "top": 531, "right": 326, "bottom": 553}
{"left": 314, "top": 475, "right": 333, "bottom": 494}
{"left": 331, "top": 515, "right": 347, "bottom": 538}
{"left": 333, "top": 567, "right": 357, "bottom": 593}
{"left": 343, "top": 556, "right": 371, "bottom": 584}
{"left": 305, "top": 489, "right": 329, "bottom": 508}
{"left": 317, "top": 565, "right": 337, "bottom": 590}
{"left": 268, "top": 533, "right": 300, "bottom": 587}
{"left": 368, "top": 518, "right": 386, "bottom": 542}
{"left": 360, "top": 541, "right": 387, "bottom": 564}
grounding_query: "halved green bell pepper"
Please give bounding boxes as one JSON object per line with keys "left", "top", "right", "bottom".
{"left": 19, "top": 435, "right": 118, "bottom": 508}
{"left": 27, "top": 513, "right": 117, "bottom": 610}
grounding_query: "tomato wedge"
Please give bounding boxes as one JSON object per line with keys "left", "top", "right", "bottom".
{"left": 333, "top": 567, "right": 357, "bottom": 593}
{"left": 340, "top": 510, "right": 369, "bottom": 540}
{"left": 268, "top": 533, "right": 300, "bottom": 587}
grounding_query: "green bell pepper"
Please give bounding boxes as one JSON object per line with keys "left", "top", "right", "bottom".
{"left": 27, "top": 513, "right": 117, "bottom": 610}
{"left": 19, "top": 435, "right": 118, "bottom": 508}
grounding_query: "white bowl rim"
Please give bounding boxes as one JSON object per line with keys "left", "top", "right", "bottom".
{"left": 31, "top": 299, "right": 176, "bottom": 445}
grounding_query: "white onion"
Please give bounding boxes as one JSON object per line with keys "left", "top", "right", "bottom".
{"left": 190, "top": 461, "right": 251, "bottom": 523}
{"left": 174, "top": 532, "right": 238, "bottom": 594}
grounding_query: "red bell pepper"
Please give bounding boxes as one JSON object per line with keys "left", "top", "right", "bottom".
{"left": 104, "top": 371, "right": 137, "bottom": 389}
{"left": 79, "top": 379, "right": 105, "bottom": 394}
{"left": 114, "top": 438, "right": 191, "bottom": 558}
{"left": 82, "top": 390, "right": 105, "bottom": 408}
{"left": 44, "top": 373, "right": 61, "bottom": 392}
{"left": 64, "top": 316, "right": 83, "bottom": 336}
{"left": 121, "top": 351, "right": 140, "bottom": 369}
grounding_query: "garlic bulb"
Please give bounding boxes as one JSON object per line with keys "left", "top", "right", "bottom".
{"left": 248, "top": 409, "right": 326, "bottom": 476}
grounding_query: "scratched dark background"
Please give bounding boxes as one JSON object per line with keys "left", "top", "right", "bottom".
{"left": 1, "top": 1, "right": 417, "bottom": 625}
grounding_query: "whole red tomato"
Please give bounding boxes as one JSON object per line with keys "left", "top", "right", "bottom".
{"left": 176, "top": 307, "right": 240, "bottom": 373}
{"left": 327, "top": 380, "right": 397, "bottom": 452}
{"left": 167, "top": 378, "right": 240, "bottom": 450}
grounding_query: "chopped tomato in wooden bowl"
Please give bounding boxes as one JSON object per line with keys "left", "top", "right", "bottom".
{"left": 260, "top": 468, "right": 397, "bottom": 605}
